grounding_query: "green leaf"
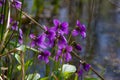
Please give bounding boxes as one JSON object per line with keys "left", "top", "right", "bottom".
{"left": 63, "top": 72, "right": 73, "bottom": 79}
{"left": 16, "top": 45, "right": 26, "bottom": 52}
{"left": 84, "top": 77, "right": 100, "bottom": 80}
{"left": 26, "top": 73, "right": 41, "bottom": 80}
{"left": 15, "top": 54, "right": 21, "bottom": 64}
{"left": 17, "top": 65, "right": 21, "bottom": 70}
{"left": 40, "top": 77, "right": 49, "bottom": 80}
{"left": 74, "top": 74, "right": 78, "bottom": 80}
{"left": 62, "top": 64, "right": 76, "bottom": 79}
{"left": 17, "top": 59, "right": 33, "bottom": 71}
{"left": 25, "top": 59, "right": 33, "bottom": 70}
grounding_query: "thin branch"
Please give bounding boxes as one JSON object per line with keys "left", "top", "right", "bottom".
{"left": 17, "top": 9, "right": 45, "bottom": 31}
{"left": 72, "top": 51, "right": 104, "bottom": 80}
{"left": 0, "top": 49, "right": 18, "bottom": 57}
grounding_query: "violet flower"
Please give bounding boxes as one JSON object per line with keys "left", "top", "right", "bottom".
{"left": 55, "top": 45, "right": 72, "bottom": 62}
{"left": 18, "top": 29, "right": 23, "bottom": 44}
{"left": 77, "top": 63, "right": 91, "bottom": 77}
{"left": 0, "top": 0, "right": 5, "bottom": 7}
{"left": 0, "top": 1, "right": 3, "bottom": 7}
{"left": 10, "top": 18, "right": 23, "bottom": 44}
{"left": 83, "top": 63, "right": 91, "bottom": 71}
{"left": 38, "top": 50, "right": 51, "bottom": 63}
{"left": 12, "top": 0, "right": 22, "bottom": 9}
{"left": 72, "top": 20, "right": 86, "bottom": 38}
{"left": 30, "top": 34, "right": 46, "bottom": 49}
{"left": 11, "top": 21, "right": 19, "bottom": 31}
{"left": 78, "top": 69, "right": 83, "bottom": 76}
{"left": 44, "top": 26, "right": 56, "bottom": 40}
{"left": 57, "top": 34, "right": 67, "bottom": 47}
{"left": 73, "top": 42, "right": 82, "bottom": 51}
{"left": 53, "top": 19, "right": 69, "bottom": 34}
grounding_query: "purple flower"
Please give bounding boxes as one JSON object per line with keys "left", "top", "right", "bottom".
{"left": 44, "top": 26, "right": 56, "bottom": 41}
{"left": 78, "top": 69, "right": 83, "bottom": 76}
{"left": 73, "top": 42, "right": 82, "bottom": 51}
{"left": 58, "top": 34, "right": 67, "bottom": 47}
{"left": 19, "top": 29, "right": 23, "bottom": 44}
{"left": 11, "top": 21, "right": 19, "bottom": 31}
{"left": 12, "top": 0, "right": 22, "bottom": 9}
{"left": 0, "top": 1, "right": 3, "bottom": 7}
{"left": 0, "top": 0, "right": 5, "bottom": 7}
{"left": 77, "top": 63, "right": 91, "bottom": 77}
{"left": 53, "top": 19, "right": 69, "bottom": 34}
{"left": 38, "top": 50, "right": 51, "bottom": 63}
{"left": 72, "top": 20, "right": 86, "bottom": 38}
{"left": 55, "top": 45, "right": 72, "bottom": 62}
{"left": 30, "top": 34, "right": 46, "bottom": 49}
{"left": 83, "top": 63, "right": 91, "bottom": 71}
{"left": 10, "top": 18, "right": 19, "bottom": 31}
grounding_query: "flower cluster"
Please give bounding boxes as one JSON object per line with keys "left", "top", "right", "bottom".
{"left": 0, "top": 14, "right": 23, "bottom": 44}
{"left": 10, "top": 18, "right": 23, "bottom": 44}
{"left": 29, "top": 19, "right": 86, "bottom": 64}
{"left": 72, "top": 20, "right": 86, "bottom": 38}
{"left": 0, "top": 0, "right": 23, "bottom": 44}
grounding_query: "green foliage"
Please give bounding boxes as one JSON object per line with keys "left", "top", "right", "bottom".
{"left": 15, "top": 53, "right": 21, "bottom": 64}
{"left": 40, "top": 77, "right": 49, "bottom": 80}
{"left": 74, "top": 74, "right": 78, "bottom": 80}
{"left": 25, "top": 73, "right": 41, "bottom": 80}
{"left": 84, "top": 77, "right": 100, "bottom": 80}
{"left": 17, "top": 59, "right": 33, "bottom": 71}
{"left": 16, "top": 45, "right": 26, "bottom": 52}
{"left": 62, "top": 64, "right": 76, "bottom": 80}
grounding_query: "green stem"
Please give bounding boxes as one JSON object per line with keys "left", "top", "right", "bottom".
{"left": 0, "top": 1, "right": 11, "bottom": 52}
{"left": 20, "top": 51, "right": 25, "bottom": 80}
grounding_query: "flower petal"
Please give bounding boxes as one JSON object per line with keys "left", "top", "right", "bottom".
{"left": 30, "top": 41, "right": 35, "bottom": 47}
{"left": 76, "top": 20, "right": 81, "bottom": 27}
{"left": 74, "top": 44, "right": 82, "bottom": 51}
{"left": 30, "top": 34, "right": 36, "bottom": 39}
{"left": 53, "top": 19, "right": 60, "bottom": 27}
{"left": 78, "top": 69, "right": 83, "bottom": 76}
{"left": 80, "top": 31, "right": 86, "bottom": 38}
{"left": 65, "top": 53, "right": 72, "bottom": 62}
{"left": 72, "top": 29, "right": 79, "bottom": 36}
{"left": 44, "top": 57, "right": 49, "bottom": 64}
{"left": 61, "top": 22, "right": 69, "bottom": 34}
{"left": 38, "top": 55, "right": 43, "bottom": 60}
{"left": 83, "top": 64, "right": 91, "bottom": 71}
{"left": 37, "top": 34, "right": 46, "bottom": 45}
{"left": 12, "top": 0, "right": 22, "bottom": 9}
{"left": 44, "top": 50, "right": 51, "bottom": 56}
{"left": 66, "top": 45, "right": 72, "bottom": 52}
{"left": 39, "top": 43, "right": 47, "bottom": 49}
{"left": 81, "top": 24, "right": 86, "bottom": 32}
